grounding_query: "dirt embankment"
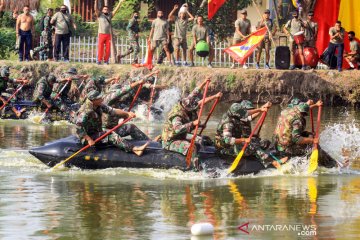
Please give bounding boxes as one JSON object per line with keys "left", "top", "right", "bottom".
{"left": 1, "top": 60, "right": 359, "bottom": 106}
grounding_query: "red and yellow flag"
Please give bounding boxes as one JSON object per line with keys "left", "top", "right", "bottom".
{"left": 224, "top": 27, "right": 267, "bottom": 64}
{"left": 132, "top": 39, "right": 153, "bottom": 70}
{"left": 208, "top": 0, "right": 226, "bottom": 20}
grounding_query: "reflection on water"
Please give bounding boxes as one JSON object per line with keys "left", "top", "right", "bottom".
{"left": 0, "top": 105, "right": 360, "bottom": 239}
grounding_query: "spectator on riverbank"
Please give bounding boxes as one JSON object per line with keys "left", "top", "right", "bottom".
{"left": 304, "top": 11, "right": 318, "bottom": 48}
{"left": 327, "top": 21, "right": 345, "bottom": 72}
{"left": 168, "top": 4, "right": 194, "bottom": 67}
{"left": 31, "top": 8, "right": 54, "bottom": 61}
{"left": 344, "top": 31, "right": 360, "bottom": 70}
{"left": 0, "top": 0, "right": 4, "bottom": 18}
{"left": 51, "top": 5, "right": 77, "bottom": 62}
{"left": 149, "top": 10, "right": 172, "bottom": 65}
{"left": 189, "top": 16, "right": 214, "bottom": 68}
{"left": 231, "top": 9, "right": 251, "bottom": 69}
{"left": 283, "top": 11, "right": 306, "bottom": 70}
{"left": 256, "top": 9, "right": 276, "bottom": 69}
{"left": 118, "top": 11, "right": 141, "bottom": 64}
{"left": 16, "top": 5, "right": 34, "bottom": 62}
{"left": 94, "top": 0, "right": 122, "bottom": 65}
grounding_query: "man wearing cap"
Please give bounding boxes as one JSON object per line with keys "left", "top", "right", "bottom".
{"left": 231, "top": 9, "right": 251, "bottom": 69}
{"left": 189, "top": 16, "right": 214, "bottom": 68}
{"left": 31, "top": 8, "right": 54, "bottom": 61}
{"left": 0, "top": 66, "right": 29, "bottom": 117}
{"left": 162, "top": 77, "right": 222, "bottom": 169}
{"left": 273, "top": 100, "right": 323, "bottom": 157}
{"left": 303, "top": 11, "right": 318, "bottom": 48}
{"left": 256, "top": 9, "right": 277, "bottom": 69}
{"left": 283, "top": 11, "right": 307, "bottom": 70}
{"left": 33, "top": 74, "right": 57, "bottom": 108}
{"left": 75, "top": 90, "right": 148, "bottom": 156}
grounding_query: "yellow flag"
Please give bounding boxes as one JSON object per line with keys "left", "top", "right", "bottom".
{"left": 338, "top": 0, "right": 360, "bottom": 35}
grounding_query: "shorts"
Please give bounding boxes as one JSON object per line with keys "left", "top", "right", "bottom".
{"left": 304, "top": 39, "right": 316, "bottom": 48}
{"left": 232, "top": 38, "right": 242, "bottom": 45}
{"left": 290, "top": 40, "right": 304, "bottom": 54}
{"left": 257, "top": 38, "right": 271, "bottom": 51}
{"left": 173, "top": 38, "right": 187, "bottom": 50}
{"left": 151, "top": 39, "right": 167, "bottom": 49}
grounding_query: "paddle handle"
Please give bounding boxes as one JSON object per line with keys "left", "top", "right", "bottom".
{"left": 313, "top": 105, "right": 322, "bottom": 150}
{"left": 128, "top": 83, "right": 143, "bottom": 111}
{"left": 0, "top": 83, "right": 25, "bottom": 111}
{"left": 199, "top": 97, "right": 219, "bottom": 135}
{"left": 52, "top": 116, "right": 134, "bottom": 169}
{"left": 186, "top": 80, "right": 210, "bottom": 167}
{"left": 310, "top": 108, "right": 315, "bottom": 133}
{"left": 243, "top": 111, "right": 267, "bottom": 150}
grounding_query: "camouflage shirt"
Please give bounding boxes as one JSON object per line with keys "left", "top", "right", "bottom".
{"left": 102, "top": 84, "right": 132, "bottom": 129}
{"left": 51, "top": 73, "right": 78, "bottom": 99}
{"left": 273, "top": 107, "right": 306, "bottom": 151}
{"left": 127, "top": 18, "right": 140, "bottom": 40}
{"left": 79, "top": 79, "right": 102, "bottom": 103}
{"left": 0, "top": 76, "right": 15, "bottom": 93}
{"left": 215, "top": 110, "right": 249, "bottom": 148}
{"left": 75, "top": 99, "right": 115, "bottom": 139}
{"left": 33, "top": 76, "right": 52, "bottom": 101}
{"left": 162, "top": 103, "right": 197, "bottom": 144}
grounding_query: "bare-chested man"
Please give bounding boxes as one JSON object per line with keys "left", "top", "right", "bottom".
{"left": 16, "top": 5, "right": 34, "bottom": 61}
{"left": 0, "top": 0, "right": 5, "bottom": 18}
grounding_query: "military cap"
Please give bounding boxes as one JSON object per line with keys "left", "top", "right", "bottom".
{"left": 67, "top": 68, "right": 78, "bottom": 75}
{"left": 239, "top": 100, "right": 255, "bottom": 110}
{"left": 228, "top": 103, "right": 248, "bottom": 119}
{"left": 87, "top": 90, "right": 103, "bottom": 101}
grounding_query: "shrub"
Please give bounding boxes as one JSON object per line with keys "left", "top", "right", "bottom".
{"left": 0, "top": 28, "right": 16, "bottom": 59}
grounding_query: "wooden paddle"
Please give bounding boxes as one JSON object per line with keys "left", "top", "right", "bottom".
{"left": 227, "top": 111, "right": 268, "bottom": 174}
{"left": 308, "top": 105, "right": 322, "bottom": 174}
{"left": 0, "top": 82, "right": 26, "bottom": 111}
{"left": 309, "top": 107, "right": 315, "bottom": 133}
{"left": 147, "top": 73, "right": 158, "bottom": 119}
{"left": 186, "top": 80, "right": 210, "bottom": 168}
{"left": 52, "top": 116, "right": 134, "bottom": 170}
{"left": 128, "top": 83, "right": 144, "bottom": 111}
{"left": 199, "top": 97, "right": 219, "bottom": 135}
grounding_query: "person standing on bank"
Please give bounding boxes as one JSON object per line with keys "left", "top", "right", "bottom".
{"left": 149, "top": 10, "right": 172, "bottom": 65}
{"left": 16, "top": 5, "right": 34, "bottom": 62}
{"left": 255, "top": 9, "right": 276, "bottom": 69}
{"left": 327, "top": 21, "right": 345, "bottom": 72}
{"left": 283, "top": 11, "right": 306, "bottom": 70}
{"left": 303, "top": 11, "right": 318, "bottom": 48}
{"left": 51, "top": 5, "right": 77, "bottom": 62}
{"left": 168, "top": 4, "right": 194, "bottom": 67}
{"left": 94, "top": 0, "right": 122, "bottom": 65}
{"left": 231, "top": 9, "right": 251, "bottom": 69}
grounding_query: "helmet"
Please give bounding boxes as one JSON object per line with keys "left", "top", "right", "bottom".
{"left": 93, "top": 76, "right": 106, "bottom": 84}
{"left": 48, "top": 74, "right": 57, "bottom": 83}
{"left": 67, "top": 68, "right": 77, "bottom": 75}
{"left": 296, "top": 103, "right": 310, "bottom": 115}
{"left": 228, "top": 103, "right": 248, "bottom": 119}
{"left": 87, "top": 90, "right": 103, "bottom": 101}
{"left": 239, "top": 100, "right": 255, "bottom": 110}
{"left": 287, "top": 98, "right": 301, "bottom": 108}
{"left": 146, "top": 76, "right": 155, "bottom": 84}
{"left": 0, "top": 67, "right": 10, "bottom": 78}
{"left": 181, "top": 92, "right": 202, "bottom": 112}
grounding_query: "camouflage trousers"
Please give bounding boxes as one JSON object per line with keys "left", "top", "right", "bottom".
{"left": 162, "top": 134, "right": 202, "bottom": 169}
{"left": 114, "top": 123, "right": 149, "bottom": 141}
{"left": 33, "top": 33, "right": 53, "bottom": 60}
{"left": 83, "top": 131, "right": 134, "bottom": 152}
{"left": 122, "top": 39, "right": 140, "bottom": 61}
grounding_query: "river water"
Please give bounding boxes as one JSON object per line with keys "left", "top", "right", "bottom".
{"left": 0, "top": 104, "right": 359, "bottom": 239}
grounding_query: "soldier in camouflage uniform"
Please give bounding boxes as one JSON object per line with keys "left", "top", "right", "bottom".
{"left": 118, "top": 11, "right": 140, "bottom": 63}
{"left": 79, "top": 75, "right": 120, "bottom": 104}
{"left": 161, "top": 77, "right": 222, "bottom": 169}
{"left": 75, "top": 90, "right": 148, "bottom": 156}
{"left": 0, "top": 66, "right": 29, "bottom": 117}
{"left": 33, "top": 74, "right": 57, "bottom": 107}
{"left": 273, "top": 100, "right": 322, "bottom": 158}
{"left": 102, "top": 77, "right": 149, "bottom": 141}
{"left": 31, "top": 8, "right": 54, "bottom": 61}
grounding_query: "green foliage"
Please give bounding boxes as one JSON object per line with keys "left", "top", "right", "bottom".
{"left": 0, "top": 28, "right": 16, "bottom": 59}
{"left": 38, "top": 0, "right": 63, "bottom": 12}
{"left": 0, "top": 11, "right": 16, "bottom": 28}
{"left": 226, "top": 74, "right": 237, "bottom": 89}
{"left": 186, "top": 0, "right": 252, "bottom": 41}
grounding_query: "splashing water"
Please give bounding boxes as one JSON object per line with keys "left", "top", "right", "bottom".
{"left": 320, "top": 122, "right": 360, "bottom": 168}
{"left": 134, "top": 87, "right": 181, "bottom": 121}
{"left": 27, "top": 110, "right": 49, "bottom": 124}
